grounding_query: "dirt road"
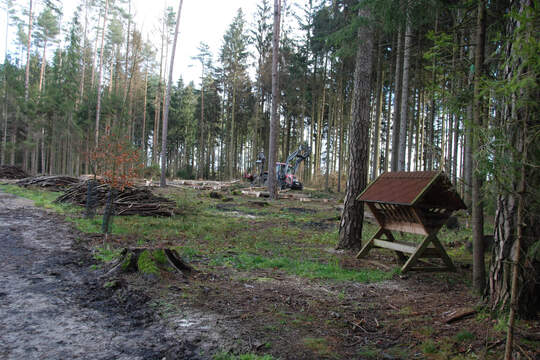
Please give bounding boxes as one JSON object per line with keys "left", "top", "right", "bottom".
{"left": 0, "top": 191, "right": 202, "bottom": 360}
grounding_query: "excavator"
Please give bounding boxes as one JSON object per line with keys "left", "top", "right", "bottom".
{"left": 249, "top": 143, "right": 311, "bottom": 190}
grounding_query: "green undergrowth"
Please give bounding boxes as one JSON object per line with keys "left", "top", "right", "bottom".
{"left": 213, "top": 353, "right": 274, "bottom": 360}
{"left": 93, "top": 245, "right": 123, "bottom": 263}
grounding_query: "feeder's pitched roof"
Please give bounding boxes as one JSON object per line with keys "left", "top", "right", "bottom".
{"left": 357, "top": 171, "right": 466, "bottom": 210}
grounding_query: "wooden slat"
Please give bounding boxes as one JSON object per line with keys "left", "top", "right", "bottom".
{"left": 406, "top": 266, "right": 454, "bottom": 272}
{"left": 372, "top": 239, "right": 416, "bottom": 254}
{"left": 430, "top": 236, "right": 456, "bottom": 271}
{"left": 381, "top": 230, "right": 408, "bottom": 263}
{"left": 356, "top": 227, "right": 383, "bottom": 259}
{"left": 384, "top": 221, "right": 428, "bottom": 235}
{"left": 418, "top": 247, "right": 443, "bottom": 258}
{"left": 401, "top": 234, "right": 435, "bottom": 273}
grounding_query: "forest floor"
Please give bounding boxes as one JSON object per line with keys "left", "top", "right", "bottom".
{"left": 0, "top": 180, "right": 539, "bottom": 360}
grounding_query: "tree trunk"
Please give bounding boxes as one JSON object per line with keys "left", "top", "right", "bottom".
{"left": 24, "top": 0, "right": 33, "bottom": 100}
{"left": 123, "top": 0, "right": 131, "bottom": 103}
{"left": 267, "top": 0, "right": 281, "bottom": 199}
{"left": 463, "top": 43, "right": 474, "bottom": 208}
{"left": 397, "top": 20, "right": 412, "bottom": 171}
{"left": 1, "top": 3, "right": 8, "bottom": 165}
{"left": 472, "top": 0, "right": 486, "bottom": 294}
{"left": 160, "top": 0, "right": 183, "bottom": 187}
{"left": 504, "top": 122, "right": 526, "bottom": 360}
{"left": 94, "top": 0, "right": 109, "bottom": 148}
{"left": 142, "top": 65, "right": 148, "bottom": 166}
{"left": 78, "top": 0, "right": 89, "bottom": 108}
{"left": 316, "top": 55, "right": 328, "bottom": 178}
{"left": 337, "top": 72, "right": 344, "bottom": 192}
{"left": 391, "top": 27, "right": 403, "bottom": 172}
{"left": 489, "top": 0, "right": 539, "bottom": 320}
{"left": 153, "top": 15, "right": 166, "bottom": 165}
{"left": 371, "top": 40, "right": 384, "bottom": 180}
{"left": 198, "top": 67, "right": 205, "bottom": 179}
{"left": 337, "top": 5, "right": 373, "bottom": 250}
{"left": 325, "top": 93, "right": 333, "bottom": 191}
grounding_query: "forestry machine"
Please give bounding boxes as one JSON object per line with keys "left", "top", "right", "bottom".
{"left": 275, "top": 143, "right": 311, "bottom": 190}
{"left": 248, "top": 144, "right": 311, "bottom": 190}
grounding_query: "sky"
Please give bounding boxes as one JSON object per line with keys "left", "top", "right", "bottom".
{"left": 0, "top": 0, "right": 260, "bottom": 86}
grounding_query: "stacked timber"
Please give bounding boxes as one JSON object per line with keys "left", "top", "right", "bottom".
{"left": 16, "top": 175, "right": 80, "bottom": 190}
{"left": 240, "top": 187, "right": 311, "bottom": 201}
{"left": 168, "top": 179, "right": 240, "bottom": 190}
{"left": 0, "top": 165, "right": 29, "bottom": 179}
{"left": 56, "top": 181, "right": 179, "bottom": 217}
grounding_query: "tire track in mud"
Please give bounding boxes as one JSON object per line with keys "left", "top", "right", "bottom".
{"left": 0, "top": 191, "right": 202, "bottom": 360}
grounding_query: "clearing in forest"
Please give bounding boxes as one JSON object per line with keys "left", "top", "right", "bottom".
{"left": 0, "top": 182, "right": 538, "bottom": 359}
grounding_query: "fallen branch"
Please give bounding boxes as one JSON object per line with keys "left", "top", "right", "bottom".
{"left": 16, "top": 175, "right": 80, "bottom": 190}
{"left": 0, "top": 165, "right": 29, "bottom": 179}
{"left": 515, "top": 327, "right": 540, "bottom": 341}
{"left": 56, "top": 181, "right": 180, "bottom": 217}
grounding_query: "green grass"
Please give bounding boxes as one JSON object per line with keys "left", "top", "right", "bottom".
{"left": 356, "top": 346, "right": 378, "bottom": 359}
{"left": 137, "top": 250, "right": 160, "bottom": 275}
{"left": 454, "top": 330, "right": 475, "bottom": 342}
{"left": 302, "top": 337, "right": 337, "bottom": 358}
{"left": 211, "top": 252, "right": 397, "bottom": 282}
{"left": 420, "top": 339, "right": 438, "bottom": 354}
{"left": 0, "top": 185, "right": 408, "bottom": 284}
{"left": 0, "top": 184, "right": 80, "bottom": 213}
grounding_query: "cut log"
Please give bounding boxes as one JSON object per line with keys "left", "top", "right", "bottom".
{"left": 104, "top": 248, "right": 195, "bottom": 276}
{"left": 443, "top": 307, "right": 477, "bottom": 323}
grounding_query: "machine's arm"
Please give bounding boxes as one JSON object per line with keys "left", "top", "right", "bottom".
{"left": 288, "top": 143, "right": 311, "bottom": 175}
{"left": 255, "top": 151, "right": 266, "bottom": 176}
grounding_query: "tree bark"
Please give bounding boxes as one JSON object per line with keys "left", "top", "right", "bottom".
{"left": 267, "top": 0, "right": 281, "bottom": 199}
{"left": 160, "top": 0, "right": 183, "bottom": 187}
{"left": 337, "top": 5, "right": 373, "bottom": 250}
{"left": 504, "top": 118, "right": 526, "bottom": 360}
{"left": 472, "top": 0, "right": 486, "bottom": 294}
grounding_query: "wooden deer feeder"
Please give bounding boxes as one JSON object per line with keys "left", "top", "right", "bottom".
{"left": 356, "top": 171, "right": 466, "bottom": 273}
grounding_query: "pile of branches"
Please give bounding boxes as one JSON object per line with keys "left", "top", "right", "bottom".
{"left": 0, "top": 165, "right": 29, "bottom": 179}
{"left": 56, "top": 181, "right": 179, "bottom": 217}
{"left": 16, "top": 175, "right": 80, "bottom": 191}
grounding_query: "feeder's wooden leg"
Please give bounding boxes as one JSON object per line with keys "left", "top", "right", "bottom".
{"left": 356, "top": 227, "right": 383, "bottom": 259}
{"left": 401, "top": 234, "right": 434, "bottom": 273}
{"left": 383, "top": 231, "right": 408, "bottom": 264}
{"left": 430, "top": 236, "right": 456, "bottom": 271}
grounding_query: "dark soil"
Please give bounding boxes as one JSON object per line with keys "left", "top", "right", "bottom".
{"left": 0, "top": 191, "right": 206, "bottom": 359}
